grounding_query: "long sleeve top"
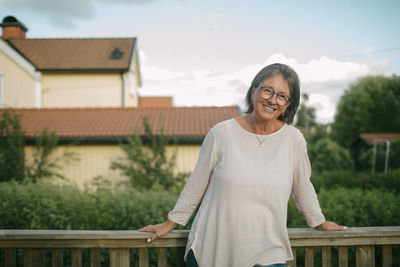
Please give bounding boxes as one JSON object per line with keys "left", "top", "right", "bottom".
{"left": 168, "top": 118, "right": 325, "bottom": 267}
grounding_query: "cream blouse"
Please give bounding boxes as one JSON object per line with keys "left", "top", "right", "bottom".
{"left": 168, "top": 118, "right": 325, "bottom": 267}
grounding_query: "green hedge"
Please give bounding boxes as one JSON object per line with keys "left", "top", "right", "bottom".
{"left": 0, "top": 181, "right": 180, "bottom": 230}
{"left": 311, "top": 169, "right": 400, "bottom": 194}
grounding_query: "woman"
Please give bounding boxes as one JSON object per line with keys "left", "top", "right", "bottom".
{"left": 139, "top": 63, "right": 346, "bottom": 267}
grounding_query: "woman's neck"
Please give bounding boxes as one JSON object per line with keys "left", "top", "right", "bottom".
{"left": 247, "top": 113, "right": 283, "bottom": 135}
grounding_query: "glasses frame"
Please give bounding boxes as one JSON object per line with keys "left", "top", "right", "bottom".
{"left": 256, "top": 86, "right": 292, "bottom": 106}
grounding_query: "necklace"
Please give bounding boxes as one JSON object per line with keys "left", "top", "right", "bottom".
{"left": 255, "top": 134, "right": 267, "bottom": 147}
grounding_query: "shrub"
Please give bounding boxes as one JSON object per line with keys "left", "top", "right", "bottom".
{"left": 308, "top": 137, "right": 353, "bottom": 173}
{"left": 0, "top": 181, "right": 180, "bottom": 230}
{"left": 311, "top": 169, "right": 400, "bottom": 194}
{"left": 318, "top": 187, "right": 400, "bottom": 227}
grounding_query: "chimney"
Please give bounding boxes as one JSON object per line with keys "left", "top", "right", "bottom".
{"left": 0, "top": 16, "right": 28, "bottom": 39}
{"left": 139, "top": 97, "right": 173, "bottom": 108}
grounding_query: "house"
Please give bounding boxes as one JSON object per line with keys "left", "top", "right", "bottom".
{"left": 0, "top": 15, "right": 241, "bottom": 187}
{"left": 0, "top": 16, "right": 141, "bottom": 108}
{"left": 13, "top": 106, "right": 240, "bottom": 187}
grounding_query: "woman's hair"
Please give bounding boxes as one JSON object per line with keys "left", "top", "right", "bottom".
{"left": 244, "top": 63, "right": 300, "bottom": 124}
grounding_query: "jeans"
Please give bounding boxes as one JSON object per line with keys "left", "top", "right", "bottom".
{"left": 186, "top": 250, "right": 285, "bottom": 267}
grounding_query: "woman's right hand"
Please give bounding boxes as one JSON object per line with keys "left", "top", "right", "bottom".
{"left": 139, "top": 219, "right": 177, "bottom": 243}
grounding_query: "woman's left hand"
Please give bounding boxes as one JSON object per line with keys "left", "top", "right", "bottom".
{"left": 316, "top": 221, "right": 347, "bottom": 231}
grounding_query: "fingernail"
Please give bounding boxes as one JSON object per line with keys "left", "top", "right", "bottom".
{"left": 344, "top": 226, "right": 348, "bottom": 230}
{"left": 147, "top": 238, "right": 151, "bottom": 243}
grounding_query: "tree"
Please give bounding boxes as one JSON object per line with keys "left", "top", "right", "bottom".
{"left": 295, "top": 93, "right": 317, "bottom": 128}
{"left": 0, "top": 109, "right": 74, "bottom": 183}
{"left": 110, "top": 117, "right": 188, "bottom": 191}
{"left": 332, "top": 75, "right": 400, "bottom": 148}
{"left": 0, "top": 110, "right": 25, "bottom": 182}
{"left": 308, "top": 137, "right": 353, "bottom": 173}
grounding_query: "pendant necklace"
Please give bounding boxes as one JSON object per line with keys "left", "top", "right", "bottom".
{"left": 250, "top": 117, "right": 268, "bottom": 147}
{"left": 255, "top": 133, "right": 267, "bottom": 147}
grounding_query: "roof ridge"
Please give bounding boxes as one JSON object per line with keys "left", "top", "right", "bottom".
{"left": 10, "top": 37, "right": 137, "bottom": 41}
{"left": 5, "top": 106, "right": 240, "bottom": 112}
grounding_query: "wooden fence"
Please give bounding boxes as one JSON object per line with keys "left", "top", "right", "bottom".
{"left": 1, "top": 226, "right": 399, "bottom": 267}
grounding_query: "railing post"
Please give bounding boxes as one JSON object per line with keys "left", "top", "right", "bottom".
{"left": 110, "top": 248, "right": 130, "bottom": 267}
{"left": 24, "top": 248, "right": 44, "bottom": 267}
{"left": 138, "top": 247, "right": 149, "bottom": 267}
{"left": 338, "top": 246, "right": 348, "bottom": 267}
{"left": 356, "top": 245, "right": 375, "bottom": 267}
{"left": 382, "top": 245, "right": 392, "bottom": 267}
{"left": 322, "top": 246, "right": 331, "bottom": 267}
{"left": 157, "top": 248, "right": 167, "bottom": 267}
{"left": 304, "top": 247, "right": 314, "bottom": 267}
{"left": 5, "top": 248, "right": 16, "bottom": 267}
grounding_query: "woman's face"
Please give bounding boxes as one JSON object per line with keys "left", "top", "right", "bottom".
{"left": 251, "top": 74, "right": 291, "bottom": 122}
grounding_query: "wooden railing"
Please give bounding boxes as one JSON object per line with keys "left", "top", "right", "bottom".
{"left": 0, "top": 226, "right": 399, "bottom": 267}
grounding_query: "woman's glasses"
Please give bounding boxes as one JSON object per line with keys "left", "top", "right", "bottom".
{"left": 257, "top": 86, "right": 291, "bottom": 106}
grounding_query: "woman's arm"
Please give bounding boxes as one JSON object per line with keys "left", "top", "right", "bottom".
{"left": 139, "top": 127, "right": 219, "bottom": 241}
{"left": 291, "top": 131, "right": 346, "bottom": 231}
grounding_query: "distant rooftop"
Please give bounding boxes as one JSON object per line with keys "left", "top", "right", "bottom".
{"left": 4, "top": 106, "right": 240, "bottom": 142}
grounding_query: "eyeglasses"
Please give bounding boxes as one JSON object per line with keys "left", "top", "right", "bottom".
{"left": 256, "top": 86, "right": 291, "bottom": 106}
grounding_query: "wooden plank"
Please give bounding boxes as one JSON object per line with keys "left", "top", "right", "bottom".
{"left": 1, "top": 227, "right": 400, "bottom": 241}
{"left": 110, "top": 248, "right": 130, "bottom": 267}
{"left": 0, "top": 238, "right": 187, "bottom": 248}
{"left": 5, "top": 248, "right": 16, "bottom": 267}
{"left": 71, "top": 248, "right": 82, "bottom": 267}
{"left": 177, "top": 247, "right": 186, "bottom": 267}
{"left": 157, "top": 247, "right": 167, "bottom": 267}
{"left": 304, "top": 247, "right": 313, "bottom": 267}
{"left": 382, "top": 245, "right": 392, "bottom": 267}
{"left": 322, "top": 246, "right": 331, "bottom": 267}
{"left": 52, "top": 248, "right": 63, "bottom": 267}
{"left": 90, "top": 248, "right": 101, "bottom": 267}
{"left": 356, "top": 245, "right": 375, "bottom": 267}
{"left": 338, "top": 246, "right": 348, "bottom": 267}
{"left": 24, "top": 248, "right": 44, "bottom": 267}
{"left": 138, "top": 247, "right": 149, "bottom": 267}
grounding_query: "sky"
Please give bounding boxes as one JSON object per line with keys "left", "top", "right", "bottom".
{"left": 1, "top": 0, "right": 400, "bottom": 123}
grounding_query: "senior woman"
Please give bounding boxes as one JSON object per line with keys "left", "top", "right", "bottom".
{"left": 140, "top": 63, "right": 346, "bottom": 267}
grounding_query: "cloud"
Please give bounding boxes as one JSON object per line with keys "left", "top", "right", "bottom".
{"left": 1, "top": 0, "right": 160, "bottom": 29}
{"left": 192, "top": 12, "right": 227, "bottom": 31}
{"left": 139, "top": 52, "right": 391, "bottom": 123}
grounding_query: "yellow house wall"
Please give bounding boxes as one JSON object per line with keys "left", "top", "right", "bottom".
{"left": 25, "top": 144, "right": 201, "bottom": 189}
{"left": 0, "top": 49, "right": 36, "bottom": 108}
{"left": 42, "top": 73, "right": 130, "bottom": 108}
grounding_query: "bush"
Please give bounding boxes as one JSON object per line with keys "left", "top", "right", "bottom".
{"left": 318, "top": 187, "right": 400, "bottom": 227}
{"left": 308, "top": 137, "right": 353, "bottom": 173}
{"left": 311, "top": 169, "right": 400, "bottom": 194}
{"left": 0, "top": 181, "right": 180, "bottom": 230}
{"left": 287, "top": 186, "right": 400, "bottom": 227}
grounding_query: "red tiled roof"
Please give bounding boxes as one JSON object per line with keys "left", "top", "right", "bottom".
{"left": 6, "top": 106, "right": 240, "bottom": 139}
{"left": 6, "top": 38, "right": 136, "bottom": 71}
{"left": 360, "top": 133, "right": 400, "bottom": 145}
